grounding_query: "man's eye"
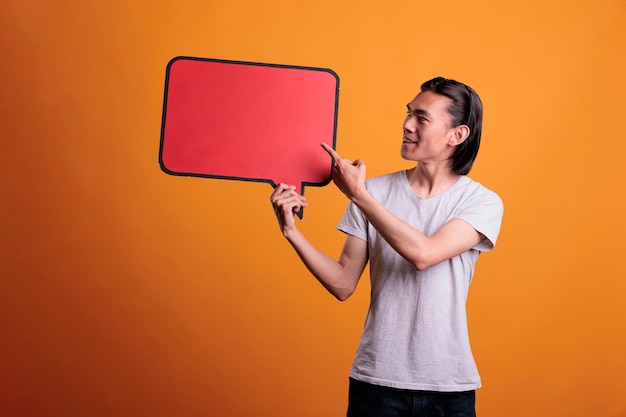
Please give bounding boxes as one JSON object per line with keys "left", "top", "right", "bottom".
{"left": 418, "top": 116, "right": 427, "bottom": 122}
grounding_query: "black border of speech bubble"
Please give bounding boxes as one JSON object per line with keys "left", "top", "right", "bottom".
{"left": 159, "top": 56, "right": 340, "bottom": 219}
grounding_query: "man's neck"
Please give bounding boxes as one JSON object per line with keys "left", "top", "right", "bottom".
{"left": 406, "top": 164, "right": 462, "bottom": 199}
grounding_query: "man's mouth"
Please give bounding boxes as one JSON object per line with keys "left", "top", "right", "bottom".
{"left": 403, "top": 137, "right": 418, "bottom": 144}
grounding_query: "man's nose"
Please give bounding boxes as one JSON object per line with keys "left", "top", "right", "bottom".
{"left": 403, "top": 117, "right": 415, "bottom": 132}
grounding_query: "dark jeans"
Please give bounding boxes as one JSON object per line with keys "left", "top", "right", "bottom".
{"left": 347, "top": 378, "right": 476, "bottom": 417}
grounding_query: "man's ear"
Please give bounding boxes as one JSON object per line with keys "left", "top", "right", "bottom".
{"left": 449, "top": 125, "right": 470, "bottom": 146}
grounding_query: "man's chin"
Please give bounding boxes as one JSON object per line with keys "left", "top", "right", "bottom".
{"left": 400, "top": 148, "right": 418, "bottom": 161}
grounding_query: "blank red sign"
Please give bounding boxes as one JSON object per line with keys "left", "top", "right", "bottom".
{"left": 159, "top": 57, "right": 340, "bottom": 209}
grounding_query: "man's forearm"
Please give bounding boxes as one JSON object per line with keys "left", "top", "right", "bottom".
{"left": 284, "top": 227, "right": 360, "bottom": 301}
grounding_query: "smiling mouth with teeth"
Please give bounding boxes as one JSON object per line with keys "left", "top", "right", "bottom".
{"left": 403, "top": 137, "right": 418, "bottom": 144}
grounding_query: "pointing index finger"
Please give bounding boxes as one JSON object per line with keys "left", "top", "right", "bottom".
{"left": 321, "top": 142, "right": 342, "bottom": 164}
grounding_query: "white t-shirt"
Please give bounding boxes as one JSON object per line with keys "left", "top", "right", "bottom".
{"left": 337, "top": 171, "right": 504, "bottom": 392}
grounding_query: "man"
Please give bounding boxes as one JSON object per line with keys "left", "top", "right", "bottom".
{"left": 270, "top": 77, "right": 503, "bottom": 417}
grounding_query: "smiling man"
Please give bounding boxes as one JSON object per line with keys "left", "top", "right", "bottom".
{"left": 270, "top": 77, "right": 504, "bottom": 417}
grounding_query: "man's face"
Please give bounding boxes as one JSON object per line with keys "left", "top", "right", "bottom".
{"left": 401, "top": 91, "right": 459, "bottom": 165}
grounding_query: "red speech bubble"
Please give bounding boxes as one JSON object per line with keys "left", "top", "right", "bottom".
{"left": 159, "top": 57, "right": 340, "bottom": 217}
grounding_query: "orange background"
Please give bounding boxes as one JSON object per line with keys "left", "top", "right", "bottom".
{"left": 1, "top": 1, "right": 625, "bottom": 416}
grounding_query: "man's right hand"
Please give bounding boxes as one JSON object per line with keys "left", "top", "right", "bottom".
{"left": 269, "top": 184, "right": 308, "bottom": 236}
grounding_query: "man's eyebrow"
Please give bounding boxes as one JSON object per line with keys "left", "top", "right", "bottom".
{"left": 406, "top": 104, "right": 431, "bottom": 117}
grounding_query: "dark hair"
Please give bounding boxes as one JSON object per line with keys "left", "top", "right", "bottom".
{"left": 420, "top": 77, "right": 483, "bottom": 175}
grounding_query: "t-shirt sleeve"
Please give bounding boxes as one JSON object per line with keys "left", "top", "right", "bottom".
{"left": 337, "top": 201, "right": 368, "bottom": 241}
{"left": 455, "top": 188, "right": 504, "bottom": 252}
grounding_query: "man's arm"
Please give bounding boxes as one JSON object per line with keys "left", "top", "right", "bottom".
{"left": 321, "top": 143, "right": 483, "bottom": 271}
{"left": 270, "top": 184, "right": 368, "bottom": 301}
{"left": 350, "top": 193, "right": 483, "bottom": 271}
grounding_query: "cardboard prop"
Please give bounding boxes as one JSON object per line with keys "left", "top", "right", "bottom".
{"left": 159, "top": 57, "right": 340, "bottom": 218}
